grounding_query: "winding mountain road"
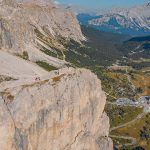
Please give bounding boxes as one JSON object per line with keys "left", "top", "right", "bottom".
{"left": 110, "top": 112, "right": 145, "bottom": 132}
{"left": 109, "top": 104, "right": 145, "bottom": 148}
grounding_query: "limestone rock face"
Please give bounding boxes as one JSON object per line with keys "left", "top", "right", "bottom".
{"left": 0, "top": 0, "right": 85, "bottom": 68}
{"left": 0, "top": 68, "right": 113, "bottom": 150}
{"left": 0, "top": 0, "right": 85, "bottom": 50}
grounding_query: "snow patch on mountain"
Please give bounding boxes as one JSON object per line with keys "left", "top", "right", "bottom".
{"left": 79, "top": 3, "right": 150, "bottom": 36}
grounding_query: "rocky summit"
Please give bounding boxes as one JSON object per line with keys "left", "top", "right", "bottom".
{"left": 0, "top": 0, "right": 113, "bottom": 150}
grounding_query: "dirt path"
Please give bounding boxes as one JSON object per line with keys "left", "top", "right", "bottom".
{"left": 110, "top": 113, "right": 145, "bottom": 132}
{"left": 126, "top": 68, "right": 136, "bottom": 92}
{"left": 109, "top": 104, "right": 145, "bottom": 148}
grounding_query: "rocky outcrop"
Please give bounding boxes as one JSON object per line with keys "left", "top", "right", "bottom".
{"left": 0, "top": 0, "right": 85, "bottom": 49}
{"left": 0, "top": 0, "right": 85, "bottom": 68}
{"left": 0, "top": 67, "right": 113, "bottom": 150}
{"left": 0, "top": 0, "right": 17, "bottom": 6}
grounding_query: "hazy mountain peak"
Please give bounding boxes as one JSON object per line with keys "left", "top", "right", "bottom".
{"left": 78, "top": 3, "right": 150, "bottom": 36}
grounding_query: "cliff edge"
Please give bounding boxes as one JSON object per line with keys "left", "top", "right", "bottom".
{"left": 0, "top": 0, "right": 113, "bottom": 149}
{"left": 0, "top": 67, "right": 113, "bottom": 150}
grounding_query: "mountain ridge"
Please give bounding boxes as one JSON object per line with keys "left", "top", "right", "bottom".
{"left": 78, "top": 3, "right": 150, "bottom": 36}
{"left": 0, "top": 0, "right": 85, "bottom": 69}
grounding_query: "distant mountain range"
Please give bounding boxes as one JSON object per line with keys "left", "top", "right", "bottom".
{"left": 77, "top": 3, "right": 150, "bottom": 36}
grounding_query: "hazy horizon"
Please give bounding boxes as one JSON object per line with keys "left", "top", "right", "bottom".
{"left": 56, "top": 0, "right": 149, "bottom": 9}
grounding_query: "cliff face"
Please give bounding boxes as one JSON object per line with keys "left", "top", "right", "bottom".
{"left": 0, "top": 0, "right": 85, "bottom": 68}
{"left": 0, "top": 1, "right": 113, "bottom": 150}
{"left": 0, "top": 0, "right": 85, "bottom": 43}
{"left": 0, "top": 68, "right": 113, "bottom": 150}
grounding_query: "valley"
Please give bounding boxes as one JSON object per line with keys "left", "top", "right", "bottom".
{"left": 58, "top": 27, "right": 150, "bottom": 149}
{"left": 34, "top": 22, "right": 150, "bottom": 149}
{"left": 26, "top": 22, "right": 150, "bottom": 149}
{"left": 34, "top": 23, "right": 150, "bottom": 149}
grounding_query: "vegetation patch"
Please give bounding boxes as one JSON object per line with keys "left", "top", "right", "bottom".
{"left": 112, "top": 137, "right": 131, "bottom": 148}
{"left": 40, "top": 47, "right": 64, "bottom": 60}
{"left": 17, "top": 51, "right": 29, "bottom": 60}
{"left": 7, "top": 94, "right": 14, "bottom": 101}
{"left": 36, "top": 61, "right": 57, "bottom": 71}
{"left": 34, "top": 28, "right": 65, "bottom": 60}
{"left": 105, "top": 104, "right": 143, "bottom": 127}
{"left": 111, "top": 114, "right": 150, "bottom": 150}
{"left": 52, "top": 74, "right": 65, "bottom": 82}
{"left": 91, "top": 67, "right": 137, "bottom": 101}
{"left": 131, "top": 72, "right": 150, "bottom": 96}
{"left": 0, "top": 91, "right": 15, "bottom": 102}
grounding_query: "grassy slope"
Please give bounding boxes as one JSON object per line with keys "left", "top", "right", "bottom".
{"left": 112, "top": 114, "right": 150, "bottom": 149}
{"left": 35, "top": 26, "right": 149, "bottom": 100}
{"left": 36, "top": 61, "right": 57, "bottom": 71}
{"left": 105, "top": 104, "right": 143, "bottom": 127}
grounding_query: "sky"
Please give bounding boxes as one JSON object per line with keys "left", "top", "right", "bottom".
{"left": 56, "top": 0, "right": 149, "bottom": 9}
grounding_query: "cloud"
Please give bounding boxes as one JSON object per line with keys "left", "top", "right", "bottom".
{"left": 54, "top": 1, "right": 60, "bottom": 5}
